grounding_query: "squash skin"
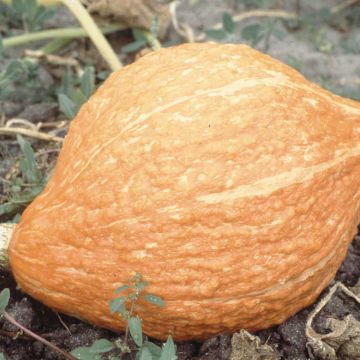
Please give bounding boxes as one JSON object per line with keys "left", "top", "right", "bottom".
{"left": 8, "top": 43, "right": 360, "bottom": 340}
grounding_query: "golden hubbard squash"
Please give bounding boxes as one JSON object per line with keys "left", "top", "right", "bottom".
{"left": 7, "top": 43, "right": 360, "bottom": 340}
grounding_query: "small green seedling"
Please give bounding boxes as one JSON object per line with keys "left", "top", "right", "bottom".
{"left": 71, "top": 273, "right": 177, "bottom": 360}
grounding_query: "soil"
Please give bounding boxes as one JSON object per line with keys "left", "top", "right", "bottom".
{"left": 1, "top": 0, "right": 360, "bottom": 359}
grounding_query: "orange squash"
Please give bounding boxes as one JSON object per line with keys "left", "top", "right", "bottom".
{"left": 7, "top": 43, "right": 360, "bottom": 340}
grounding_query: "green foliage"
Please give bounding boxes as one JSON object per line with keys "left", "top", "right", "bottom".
{"left": 206, "top": 13, "right": 237, "bottom": 42}
{"left": 0, "top": 136, "right": 46, "bottom": 219}
{"left": 11, "top": 0, "right": 55, "bottom": 31}
{"left": 122, "top": 17, "right": 160, "bottom": 53}
{"left": 72, "top": 273, "right": 176, "bottom": 360}
{"left": 71, "top": 339, "right": 114, "bottom": 360}
{"left": 0, "top": 353, "right": 6, "bottom": 360}
{"left": 129, "top": 316, "right": 143, "bottom": 347}
{"left": 241, "top": 20, "right": 286, "bottom": 48}
{"left": 57, "top": 66, "right": 96, "bottom": 119}
{"left": 206, "top": 12, "right": 286, "bottom": 48}
{"left": 122, "top": 28, "right": 148, "bottom": 53}
{"left": 293, "top": 9, "right": 334, "bottom": 53}
{"left": 0, "top": 59, "right": 51, "bottom": 103}
{"left": 0, "top": 288, "right": 10, "bottom": 312}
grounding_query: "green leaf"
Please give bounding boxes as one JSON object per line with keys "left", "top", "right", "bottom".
{"left": 160, "top": 336, "right": 177, "bottom": 360}
{"left": 0, "top": 60, "right": 27, "bottom": 85}
{"left": 0, "top": 288, "right": 10, "bottom": 312}
{"left": 142, "top": 341, "right": 162, "bottom": 358}
{"left": 0, "top": 202, "right": 20, "bottom": 217}
{"left": 109, "top": 296, "right": 126, "bottom": 314}
{"left": 96, "top": 70, "right": 110, "bottom": 81}
{"left": 144, "top": 294, "right": 165, "bottom": 307}
{"left": 12, "top": 0, "right": 26, "bottom": 13}
{"left": 222, "top": 13, "right": 235, "bottom": 33}
{"left": 89, "top": 339, "right": 114, "bottom": 354}
{"left": 33, "top": 6, "right": 55, "bottom": 30}
{"left": 71, "top": 346, "right": 100, "bottom": 360}
{"left": 122, "top": 40, "right": 147, "bottom": 53}
{"left": 138, "top": 346, "right": 153, "bottom": 360}
{"left": 58, "top": 93, "right": 76, "bottom": 119}
{"left": 59, "top": 68, "right": 75, "bottom": 98}
{"left": 23, "top": 0, "right": 37, "bottom": 15}
{"left": 80, "top": 66, "right": 95, "bottom": 99}
{"left": 72, "top": 89, "right": 87, "bottom": 111}
{"left": 136, "top": 281, "right": 149, "bottom": 293}
{"left": 132, "top": 28, "right": 147, "bottom": 42}
{"left": 241, "top": 23, "right": 264, "bottom": 45}
{"left": 129, "top": 316, "right": 143, "bottom": 347}
{"left": 17, "top": 135, "right": 42, "bottom": 184}
{"left": 114, "top": 285, "right": 130, "bottom": 294}
{"left": 206, "top": 29, "right": 227, "bottom": 41}
{"left": 0, "top": 353, "right": 6, "bottom": 360}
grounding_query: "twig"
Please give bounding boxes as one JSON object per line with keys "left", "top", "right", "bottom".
{"left": 169, "top": 1, "right": 195, "bottom": 42}
{"left": 0, "top": 127, "right": 63, "bottom": 142}
{"left": 55, "top": 312, "right": 72, "bottom": 336}
{"left": 6, "top": 119, "right": 38, "bottom": 131}
{"left": 306, "top": 282, "right": 360, "bottom": 339}
{"left": 3, "top": 0, "right": 123, "bottom": 70}
{"left": 2, "top": 312, "right": 77, "bottom": 360}
{"left": 24, "top": 50, "right": 80, "bottom": 68}
{"left": 331, "top": 0, "right": 360, "bottom": 15}
{"left": 196, "top": 9, "right": 298, "bottom": 41}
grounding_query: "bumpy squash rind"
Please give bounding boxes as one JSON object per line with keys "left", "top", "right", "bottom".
{"left": 9, "top": 43, "right": 360, "bottom": 340}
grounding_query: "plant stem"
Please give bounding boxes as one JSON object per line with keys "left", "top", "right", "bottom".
{"left": 3, "top": 24, "right": 126, "bottom": 49}
{"left": 3, "top": 0, "right": 123, "bottom": 70}
{"left": 142, "top": 31, "right": 162, "bottom": 50}
{"left": 40, "top": 38, "right": 73, "bottom": 54}
{"left": 2, "top": 311, "right": 77, "bottom": 360}
{"left": 61, "top": 0, "right": 122, "bottom": 71}
{"left": 120, "top": 300, "right": 136, "bottom": 360}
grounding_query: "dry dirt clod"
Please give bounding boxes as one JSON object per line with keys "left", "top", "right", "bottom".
{"left": 230, "top": 329, "right": 280, "bottom": 360}
{"left": 306, "top": 282, "right": 360, "bottom": 360}
{"left": 81, "top": 0, "right": 171, "bottom": 38}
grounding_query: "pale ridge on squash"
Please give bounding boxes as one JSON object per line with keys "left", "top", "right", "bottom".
{"left": 197, "top": 143, "right": 360, "bottom": 203}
